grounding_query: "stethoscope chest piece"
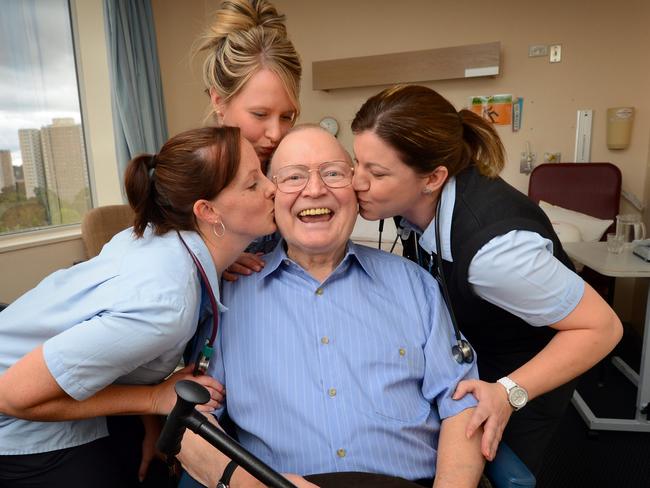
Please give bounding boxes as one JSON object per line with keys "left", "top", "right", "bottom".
{"left": 452, "top": 339, "right": 474, "bottom": 364}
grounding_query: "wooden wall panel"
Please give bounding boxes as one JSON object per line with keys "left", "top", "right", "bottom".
{"left": 312, "top": 41, "right": 500, "bottom": 90}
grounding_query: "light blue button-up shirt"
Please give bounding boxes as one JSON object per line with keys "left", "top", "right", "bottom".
{"left": 209, "top": 241, "right": 478, "bottom": 480}
{"left": 0, "top": 227, "right": 223, "bottom": 455}
{"left": 407, "top": 177, "right": 584, "bottom": 327}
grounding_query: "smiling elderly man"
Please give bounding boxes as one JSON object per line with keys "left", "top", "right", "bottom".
{"left": 178, "top": 126, "right": 484, "bottom": 488}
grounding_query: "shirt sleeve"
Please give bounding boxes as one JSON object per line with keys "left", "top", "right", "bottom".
{"left": 418, "top": 270, "right": 479, "bottom": 419}
{"left": 43, "top": 269, "right": 199, "bottom": 401}
{"left": 468, "top": 230, "right": 585, "bottom": 326}
{"left": 207, "top": 315, "right": 227, "bottom": 420}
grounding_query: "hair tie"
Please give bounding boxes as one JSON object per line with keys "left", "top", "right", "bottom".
{"left": 147, "top": 155, "right": 157, "bottom": 178}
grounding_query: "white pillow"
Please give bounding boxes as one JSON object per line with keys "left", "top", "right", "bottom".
{"left": 539, "top": 201, "right": 613, "bottom": 242}
{"left": 551, "top": 221, "right": 582, "bottom": 243}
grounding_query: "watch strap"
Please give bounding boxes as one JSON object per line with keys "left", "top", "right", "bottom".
{"left": 497, "top": 376, "right": 517, "bottom": 392}
{"left": 216, "top": 460, "right": 238, "bottom": 488}
{"left": 497, "top": 376, "right": 528, "bottom": 411}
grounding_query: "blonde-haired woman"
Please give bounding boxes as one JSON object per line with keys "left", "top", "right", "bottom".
{"left": 197, "top": 0, "right": 301, "bottom": 174}
{"left": 196, "top": 0, "right": 302, "bottom": 270}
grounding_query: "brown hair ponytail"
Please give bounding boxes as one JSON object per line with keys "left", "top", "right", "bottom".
{"left": 458, "top": 109, "right": 505, "bottom": 178}
{"left": 124, "top": 126, "right": 241, "bottom": 238}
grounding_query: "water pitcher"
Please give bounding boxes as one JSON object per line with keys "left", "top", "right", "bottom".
{"left": 616, "top": 214, "right": 646, "bottom": 244}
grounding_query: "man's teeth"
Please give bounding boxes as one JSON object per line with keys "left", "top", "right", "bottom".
{"left": 298, "top": 208, "right": 332, "bottom": 217}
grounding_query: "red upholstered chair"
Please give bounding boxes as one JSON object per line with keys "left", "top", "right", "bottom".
{"left": 528, "top": 162, "right": 622, "bottom": 302}
{"left": 528, "top": 163, "right": 621, "bottom": 230}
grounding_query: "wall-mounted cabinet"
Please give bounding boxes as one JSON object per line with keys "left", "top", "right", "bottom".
{"left": 313, "top": 41, "right": 500, "bottom": 91}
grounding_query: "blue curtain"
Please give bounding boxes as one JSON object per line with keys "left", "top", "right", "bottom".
{"left": 103, "top": 0, "right": 168, "bottom": 192}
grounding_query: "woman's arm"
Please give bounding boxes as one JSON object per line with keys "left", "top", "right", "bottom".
{"left": 455, "top": 282, "right": 622, "bottom": 459}
{"left": 0, "top": 346, "right": 224, "bottom": 420}
{"left": 433, "top": 408, "right": 484, "bottom": 488}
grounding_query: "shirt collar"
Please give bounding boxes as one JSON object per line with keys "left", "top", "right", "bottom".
{"left": 410, "top": 176, "right": 456, "bottom": 262}
{"left": 177, "top": 229, "right": 226, "bottom": 311}
{"left": 259, "top": 239, "right": 374, "bottom": 281}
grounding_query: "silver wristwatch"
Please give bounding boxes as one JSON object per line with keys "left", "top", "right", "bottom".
{"left": 497, "top": 376, "right": 529, "bottom": 411}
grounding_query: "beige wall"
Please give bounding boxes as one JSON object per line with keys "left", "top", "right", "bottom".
{"left": 5, "top": 0, "right": 649, "bottom": 312}
{"left": 0, "top": 238, "right": 86, "bottom": 303}
{"left": 154, "top": 0, "right": 650, "bottom": 222}
{"left": 153, "top": 0, "right": 650, "bottom": 324}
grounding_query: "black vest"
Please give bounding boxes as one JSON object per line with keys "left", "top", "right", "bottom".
{"left": 400, "top": 166, "right": 575, "bottom": 381}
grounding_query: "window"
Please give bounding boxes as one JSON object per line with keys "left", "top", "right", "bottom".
{"left": 0, "top": 0, "right": 91, "bottom": 236}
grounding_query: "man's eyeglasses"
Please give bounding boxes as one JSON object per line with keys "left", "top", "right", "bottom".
{"left": 273, "top": 161, "right": 354, "bottom": 193}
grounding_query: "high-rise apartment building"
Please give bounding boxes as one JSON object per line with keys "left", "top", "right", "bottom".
{"left": 40, "top": 118, "right": 90, "bottom": 223}
{"left": 0, "top": 150, "right": 15, "bottom": 189}
{"left": 19, "top": 129, "right": 46, "bottom": 199}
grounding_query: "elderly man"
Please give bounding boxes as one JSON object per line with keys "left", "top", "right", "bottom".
{"left": 179, "top": 126, "right": 483, "bottom": 488}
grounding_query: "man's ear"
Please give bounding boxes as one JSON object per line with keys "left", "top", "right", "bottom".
{"left": 193, "top": 199, "right": 220, "bottom": 226}
{"left": 423, "top": 165, "right": 449, "bottom": 193}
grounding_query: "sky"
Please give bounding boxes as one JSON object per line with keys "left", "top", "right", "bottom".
{"left": 0, "top": 0, "right": 82, "bottom": 167}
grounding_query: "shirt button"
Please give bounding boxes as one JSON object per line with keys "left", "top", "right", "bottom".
{"left": 315, "top": 288, "right": 324, "bottom": 295}
{"left": 321, "top": 336, "right": 330, "bottom": 345}
{"left": 337, "top": 448, "right": 346, "bottom": 458}
{"left": 399, "top": 348, "right": 406, "bottom": 357}
{"left": 328, "top": 388, "right": 337, "bottom": 397}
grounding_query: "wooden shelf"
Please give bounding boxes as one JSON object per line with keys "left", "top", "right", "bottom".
{"left": 313, "top": 41, "right": 500, "bottom": 91}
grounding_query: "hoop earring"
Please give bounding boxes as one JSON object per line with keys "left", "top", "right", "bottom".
{"left": 212, "top": 220, "right": 226, "bottom": 238}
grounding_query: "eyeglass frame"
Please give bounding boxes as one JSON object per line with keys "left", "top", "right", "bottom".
{"left": 271, "top": 160, "right": 355, "bottom": 193}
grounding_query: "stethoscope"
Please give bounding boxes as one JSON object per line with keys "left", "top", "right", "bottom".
{"left": 177, "top": 231, "right": 219, "bottom": 376}
{"left": 381, "top": 199, "right": 474, "bottom": 365}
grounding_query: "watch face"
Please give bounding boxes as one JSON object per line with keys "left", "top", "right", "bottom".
{"left": 509, "top": 387, "right": 528, "bottom": 408}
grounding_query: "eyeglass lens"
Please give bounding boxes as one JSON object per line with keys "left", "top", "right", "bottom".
{"left": 274, "top": 161, "right": 353, "bottom": 192}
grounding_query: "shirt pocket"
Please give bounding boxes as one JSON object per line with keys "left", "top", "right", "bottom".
{"left": 362, "top": 344, "right": 431, "bottom": 423}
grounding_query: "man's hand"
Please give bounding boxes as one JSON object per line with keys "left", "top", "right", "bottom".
{"left": 283, "top": 474, "right": 320, "bottom": 487}
{"left": 222, "top": 252, "right": 265, "bottom": 282}
{"left": 150, "top": 365, "right": 225, "bottom": 415}
{"left": 453, "top": 379, "right": 512, "bottom": 461}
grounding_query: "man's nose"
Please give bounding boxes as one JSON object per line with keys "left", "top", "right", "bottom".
{"left": 302, "top": 170, "right": 328, "bottom": 196}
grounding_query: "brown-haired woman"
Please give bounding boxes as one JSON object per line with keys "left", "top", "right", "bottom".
{"left": 351, "top": 84, "right": 622, "bottom": 474}
{"left": 0, "top": 127, "right": 276, "bottom": 487}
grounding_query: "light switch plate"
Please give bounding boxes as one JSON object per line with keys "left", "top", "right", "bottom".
{"left": 550, "top": 44, "right": 562, "bottom": 63}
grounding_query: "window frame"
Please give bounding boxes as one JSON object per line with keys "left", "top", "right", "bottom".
{"left": 0, "top": 0, "right": 122, "bottom": 251}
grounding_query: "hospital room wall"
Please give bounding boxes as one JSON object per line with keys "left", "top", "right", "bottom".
{"left": 153, "top": 0, "right": 650, "bottom": 324}
{"left": 2, "top": 1, "right": 649, "bottom": 320}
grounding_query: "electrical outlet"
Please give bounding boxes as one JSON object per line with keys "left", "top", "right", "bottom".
{"left": 544, "top": 152, "right": 561, "bottom": 163}
{"left": 528, "top": 44, "right": 548, "bottom": 57}
{"left": 520, "top": 152, "right": 536, "bottom": 174}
